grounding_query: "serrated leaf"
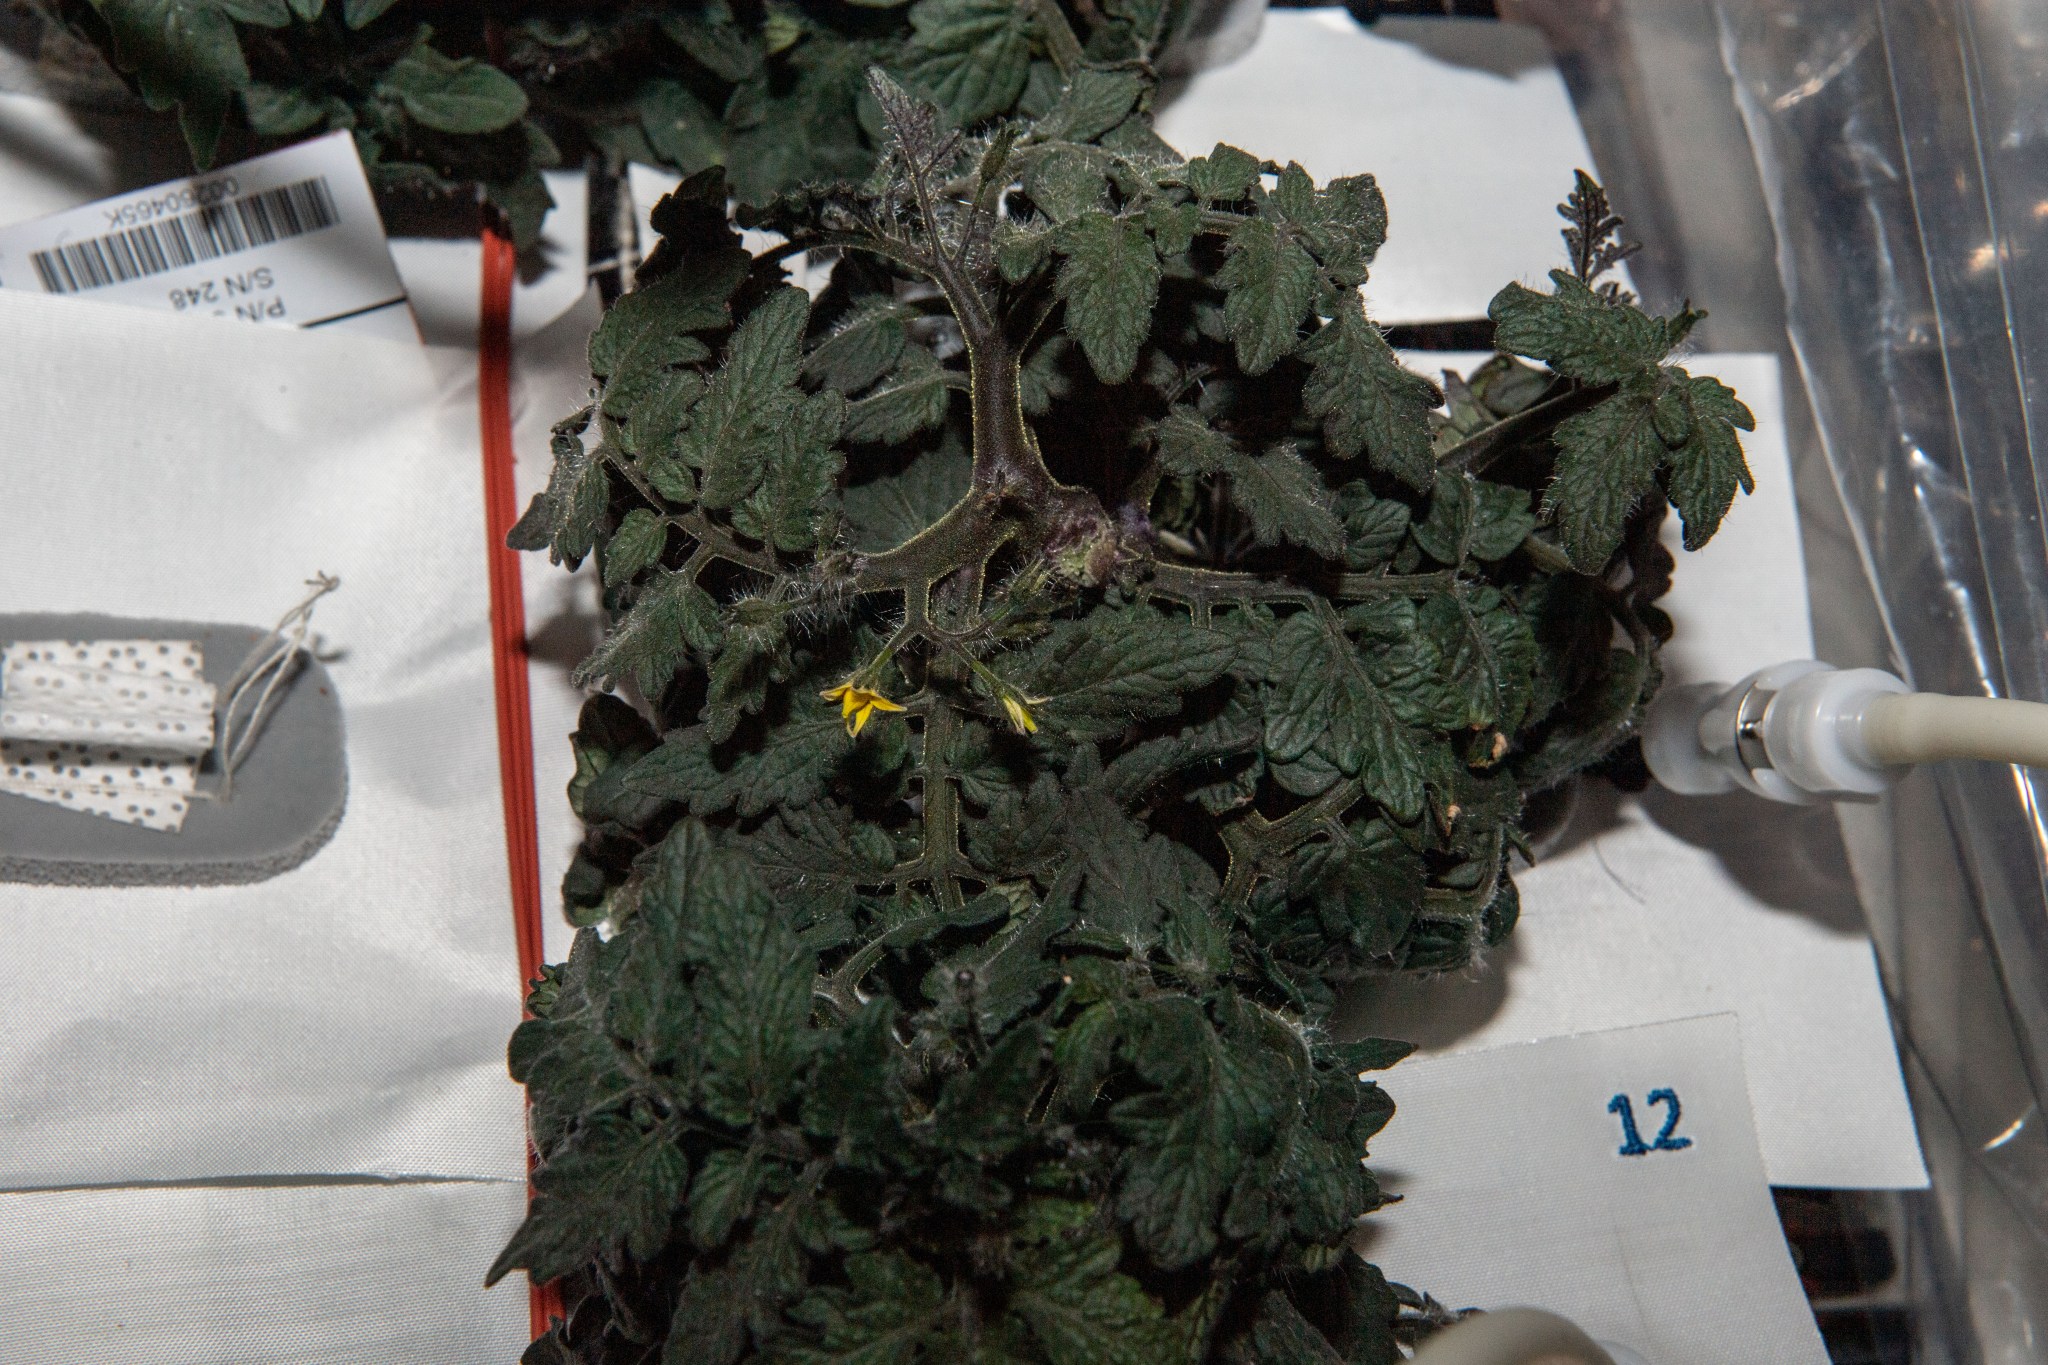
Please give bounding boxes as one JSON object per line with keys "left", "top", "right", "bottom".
{"left": 1419, "top": 587, "right": 1534, "bottom": 731}
{"left": 924, "top": 893, "right": 1074, "bottom": 1035}
{"left": 214, "top": 0, "right": 288, "bottom": 23}
{"left": 1333, "top": 482, "right": 1411, "bottom": 571}
{"left": 1144, "top": 200, "right": 1198, "bottom": 257}
{"left": 690, "top": 1144, "right": 772, "bottom": 1248}
{"left": 1410, "top": 471, "right": 1479, "bottom": 567}
{"left": 1302, "top": 173, "right": 1388, "bottom": 286}
{"left": 843, "top": 443, "right": 972, "bottom": 551}
{"left": 93, "top": 0, "right": 250, "bottom": 165}
{"left": 509, "top": 933, "right": 640, "bottom": 1150}
{"left": 639, "top": 79, "right": 724, "bottom": 173}
{"left": 1329, "top": 1036, "right": 1415, "bottom": 1074}
{"left": 241, "top": 81, "right": 323, "bottom": 137}
{"left": 931, "top": 1018, "right": 1045, "bottom": 1158}
{"left": 732, "top": 389, "right": 846, "bottom": 551}
{"left": 804, "top": 298, "right": 913, "bottom": 394}
{"left": 1215, "top": 215, "right": 1315, "bottom": 376}
{"left": 1111, "top": 998, "right": 1281, "bottom": 1269}
{"left": 1289, "top": 818, "right": 1422, "bottom": 957}
{"left": 627, "top": 714, "right": 851, "bottom": 819}
{"left": 1024, "top": 146, "right": 1111, "bottom": 221}
{"left": 705, "top": 613, "right": 791, "bottom": 743}
{"left": 343, "top": 0, "right": 399, "bottom": 25}
{"left": 662, "top": 12, "right": 763, "bottom": 83}
{"left": 1065, "top": 790, "right": 1219, "bottom": 952}
{"left": 907, "top": 0, "right": 1034, "bottom": 125}
{"left": 1052, "top": 212, "right": 1160, "bottom": 385}
{"left": 1150, "top": 406, "right": 1236, "bottom": 478}
{"left": 843, "top": 349, "right": 952, "bottom": 443}
{"left": 488, "top": 1117, "right": 687, "bottom": 1284}
{"left": 1667, "top": 370, "right": 1755, "bottom": 550}
{"left": 1248, "top": 1291, "right": 1345, "bottom": 1365}
{"left": 572, "top": 571, "right": 722, "bottom": 695}
{"left": 692, "top": 288, "right": 815, "bottom": 509}
{"left": 1469, "top": 479, "right": 1537, "bottom": 560}
{"left": 508, "top": 424, "right": 609, "bottom": 570}
{"left": 790, "top": 1252, "right": 946, "bottom": 1363}
{"left": 1299, "top": 292, "right": 1439, "bottom": 489}
{"left": 1024, "top": 607, "right": 1237, "bottom": 740}
{"left": 1010, "top": 1232, "right": 1165, "bottom": 1365}
{"left": 1228, "top": 445, "right": 1344, "bottom": 558}
{"left": 1042, "top": 67, "right": 1145, "bottom": 143}
{"left": 1544, "top": 375, "right": 1665, "bottom": 569}
{"left": 1263, "top": 612, "right": 1424, "bottom": 821}
{"left": 801, "top": 999, "right": 903, "bottom": 1160}
{"left": 591, "top": 248, "right": 748, "bottom": 420}
{"left": 379, "top": 39, "right": 528, "bottom": 134}
{"left": 1153, "top": 410, "right": 1341, "bottom": 556}
{"left": 1183, "top": 143, "right": 1260, "bottom": 202}
{"left": 686, "top": 838, "right": 817, "bottom": 1126}
{"left": 1488, "top": 270, "right": 1669, "bottom": 384}
{"left": 604, "top": 508, "right": 668, "bottom": 586}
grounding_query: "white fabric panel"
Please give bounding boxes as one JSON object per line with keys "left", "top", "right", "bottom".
{"left": 0, "top": 288, "right": 527, "bottom": 1188}
{"left": 2, "top": 1180, "right": 530, "bottom": 1365}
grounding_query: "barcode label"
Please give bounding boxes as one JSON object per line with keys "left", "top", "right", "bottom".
{"left": 29, "top": 178, "right": 340, "bottom": 295}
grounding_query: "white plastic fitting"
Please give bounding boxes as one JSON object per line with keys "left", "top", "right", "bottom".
{"left": 1409, "top": 1307, "right": 1646, "bottom": 1365}
{"left": 1644, "top": 661, "right": 2048, "bottom": 803}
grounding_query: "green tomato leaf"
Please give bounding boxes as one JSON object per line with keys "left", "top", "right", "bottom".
{"left": 603, "top": 508, "right": 669, "bottom": 587}
{"left": 572, "top": 571, "right": 722, "bottom": 696}
{"left": 1025, "top": 607, "right": 1237, "bottom": 741}
{"left": 487, "top": 1116, "right": 689, "bottom": 1284}
{"left": 1544, "top": 374, "right": 1665, "bottom": 570}
{"left": 342, "top": 0, "right": 400, "bottom": 25}
{"left": 1666, "top": 369, "right": 1755, "bottom": 550}
{"left": 378, "top": 39, "right": 528, "bottom": 135}
{"left": 1182, "top": 142, "right": 1261, "bottom": 202}
{"left": 1487, "top": 270, "right": 1669, "bottom": 384}
{"left": 907, "top": 0, "right": 1034, "bottom": 125}
{"left": 1052, "top": 212, "right": 1160, "bottom": 385}
{"left": 1299, "top": 291, "right": 1440, "bottom": 490}
{"left": 1215, "top": 215, "right": 1316, "bottom": 376}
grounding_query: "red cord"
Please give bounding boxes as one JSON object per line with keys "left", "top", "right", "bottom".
{"left": 477, "top": 221, "right": 565, "bottom": 1343}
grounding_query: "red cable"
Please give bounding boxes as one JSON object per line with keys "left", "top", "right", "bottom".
{"left": 477, "top": 221, "right": 564, "bottom": 1343}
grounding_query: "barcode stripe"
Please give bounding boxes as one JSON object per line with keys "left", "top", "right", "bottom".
{"left": 29, "top": 178, "right": 339, "bottom": 295}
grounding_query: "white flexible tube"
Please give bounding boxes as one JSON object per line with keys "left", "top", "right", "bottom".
{"left": 1409, "top": 1308, "right": 1618, "bottom": 1365}
{"left": 1861, "top": 692, "right": 2048, "bottom": 769}
{"left": 1643, "top": 661, "right": 2048, "bottom": 803}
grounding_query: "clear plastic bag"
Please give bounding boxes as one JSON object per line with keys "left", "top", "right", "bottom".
{"left": 1713, "top": 1, "right": 2048, "bottom": 1357}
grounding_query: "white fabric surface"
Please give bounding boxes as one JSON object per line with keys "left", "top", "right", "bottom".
{"left": 509, "top": 288, "right": 606, "bottom": 969}
{"left": 1, "top": 1179, "right": 530, "bottom": 1365}
{"left": 1154, "top": 11, "right": 1629, "bottom": 323}
{"left": 0, "top": 287, "right": 527, "bottom": 1188}
{"left": 1351, "top": 355, "right": 1926, "bottom": 1190}
{"left": 1364, "top": 1014, "right": 1829, "bottom": 1364}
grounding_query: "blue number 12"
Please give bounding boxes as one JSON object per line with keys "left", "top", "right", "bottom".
{"left": 1608, "top": 1088, "right": 1692, "bottom": 1157}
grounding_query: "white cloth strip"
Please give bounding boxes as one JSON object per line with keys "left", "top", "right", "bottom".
{"left": 1, "top": 640, "right": 215, "bottom": 755}
{"left": 0, "top": 738, "right": 200, "bottom": 832}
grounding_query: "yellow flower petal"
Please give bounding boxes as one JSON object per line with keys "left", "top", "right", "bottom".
{"left": 1001, "top": 694, "right": 1038, "bottom": 735}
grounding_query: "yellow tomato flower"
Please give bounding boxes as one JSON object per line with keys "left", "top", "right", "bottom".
{"left": 819, "top": 681, "right": 905, "bottom": 737}
{"left": 999, "top": 693, "right": 1043, "bottom": 736}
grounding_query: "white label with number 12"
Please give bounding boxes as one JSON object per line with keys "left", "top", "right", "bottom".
{"left": 1360, "top": 1013, "right": 1828, "bottom": 1364}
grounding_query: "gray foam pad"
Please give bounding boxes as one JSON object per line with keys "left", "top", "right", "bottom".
{"left": 0, "top": 614, "right": 347, "bottom": 887}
